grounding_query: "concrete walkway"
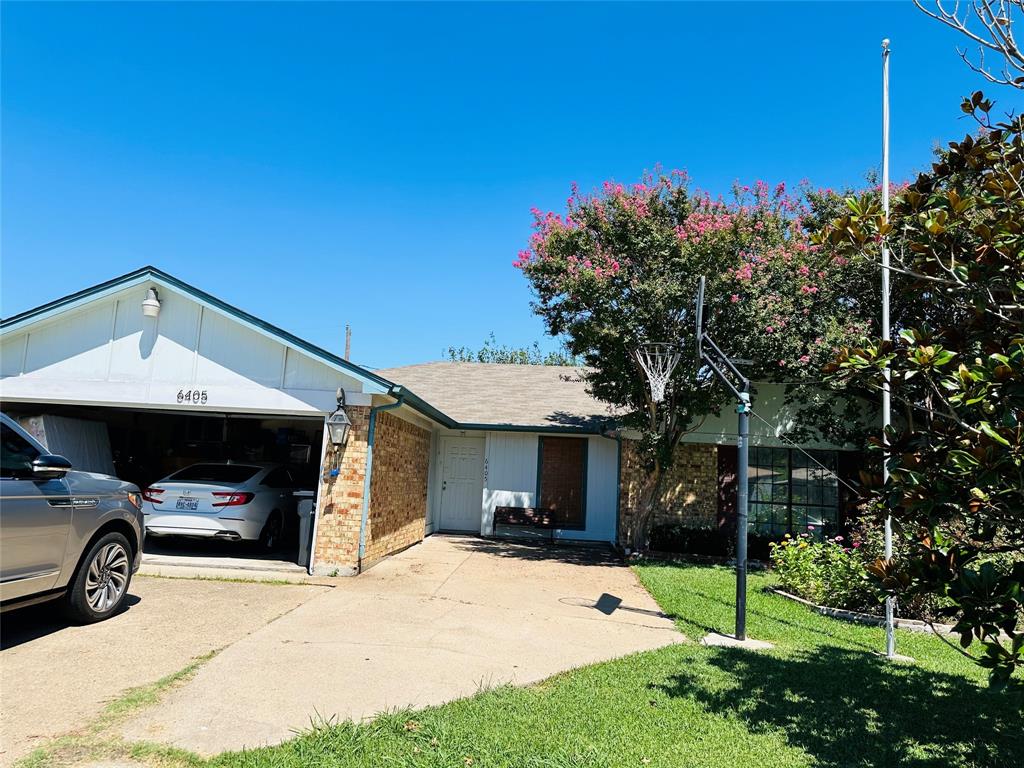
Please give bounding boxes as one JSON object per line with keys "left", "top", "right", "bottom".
{"left": 120, "top": 536, "right": 684, "bottom": 755}
{"left": 0, "top": 577, "right": 328, "bottom": 767}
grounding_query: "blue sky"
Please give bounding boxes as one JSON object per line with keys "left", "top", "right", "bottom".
{"left": 3, "top": 2, "right": 1020, "bottom": 369}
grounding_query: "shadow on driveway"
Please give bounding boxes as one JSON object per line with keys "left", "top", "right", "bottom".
{"left": 1, "top": 593, "right": 142, "bottom": 650}
{"left": 444, "top": 535, "right": 623, "bottom": 567}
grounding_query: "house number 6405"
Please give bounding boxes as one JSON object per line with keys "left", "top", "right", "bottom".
{"left": 177, "top": 389, "right": 208, "bottom": 404}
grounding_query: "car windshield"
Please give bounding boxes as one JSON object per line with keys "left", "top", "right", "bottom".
{"left": 169, "top": 464, "right": 262, "bottom": 484}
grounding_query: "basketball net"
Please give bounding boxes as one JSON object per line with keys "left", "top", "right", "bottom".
{"left": 634, "top": 343, "right": 681, "bottom": 404}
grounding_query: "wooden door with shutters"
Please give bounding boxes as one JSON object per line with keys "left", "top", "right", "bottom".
{"left": 538, "top": 437, "right": 586, "bottom": 529}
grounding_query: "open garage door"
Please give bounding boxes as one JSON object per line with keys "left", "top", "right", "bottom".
{"left": 3, "top": 403, "right": 326, "bottom": 573}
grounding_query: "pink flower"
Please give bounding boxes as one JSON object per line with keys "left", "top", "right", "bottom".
{"left": 799, "top": 355, "right": 810, "bottom": 364}
{"left": 797, "top": 265, "right": 810, "bottom": 276}
{"left": 852, "top": 541, "right": 862, "bottom": 549}
{"left": 765, "top": 326, "right": 775, "bottom": 333}
{"left": 730, "top": 294, "right": 740, "bottom": 303}
{"left": 778, "top": 359, "right": 786, "bottom": 367}
{"left": 807, "top": 525, "right": 815, "bottom": 531}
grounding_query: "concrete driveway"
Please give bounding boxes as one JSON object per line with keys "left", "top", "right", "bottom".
{"left": 0, "top": 576, "right": 328, "bottom": 767}
{"left": 119, "top": 536, "right": 684, "bottom": 756}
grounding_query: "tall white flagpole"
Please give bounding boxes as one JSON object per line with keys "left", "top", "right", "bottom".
{"left": 881, "top": 38, "right": 896, "bottom": 659}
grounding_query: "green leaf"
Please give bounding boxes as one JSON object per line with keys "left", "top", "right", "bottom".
{"left": 978, "top": 421, "right": 1010, "bottom": 446}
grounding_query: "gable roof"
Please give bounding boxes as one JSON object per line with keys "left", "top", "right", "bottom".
{"left": 375, "top": 362, "right": 618, "bottom": 433}
{"left": 1, "top": 267, "right": 619, "bottom": 433}
{"left": 0, "top": 265, "right": 393, "bottom": 395}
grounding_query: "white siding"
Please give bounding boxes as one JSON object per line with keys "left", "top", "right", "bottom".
{"left": 481, "top": 432, "right": 538, "bottom": 534}
{"left": 677, "top": 382, "right": 854, "bottom": 450}
{"left": 23, "top": 301, "right": 112, "bottom": 381}
{"left": 474, "top": 431, "right": 619, "bottom": 544}
{"left": 554, "top": 435, "right": 617, "bottom": 543}
{"left": 0, "top": 280, "right": 369, "bottom": 415}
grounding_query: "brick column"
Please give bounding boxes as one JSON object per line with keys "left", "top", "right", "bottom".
{"left": 312, "top": 406, "right": 370, "bottom": 575}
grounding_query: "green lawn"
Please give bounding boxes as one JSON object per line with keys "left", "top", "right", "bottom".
{"left": 194, "top": 563, "right": 1020, "bottom": 768}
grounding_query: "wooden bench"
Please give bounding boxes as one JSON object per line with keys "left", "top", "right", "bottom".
{"left": 494, "top": 506, "right": 554, "bottom": 528}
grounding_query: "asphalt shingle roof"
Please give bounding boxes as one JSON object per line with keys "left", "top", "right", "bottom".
{"left": 376, "top": 362, "right": 617, "bottom": 432}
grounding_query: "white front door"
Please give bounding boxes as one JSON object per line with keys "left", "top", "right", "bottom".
{"left": 439, "top": 437, "right": 485, "bottom": 532}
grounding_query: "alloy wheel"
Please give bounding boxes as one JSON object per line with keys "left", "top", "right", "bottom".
{"left": 84, "top": 542, "right": 130, "bottom": 613}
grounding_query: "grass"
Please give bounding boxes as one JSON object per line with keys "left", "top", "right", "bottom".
{"left": 16, "top": 650, "right": 219, "bottom": 768}
{"left": 24, "top": 564, "right": 1023, "bottom": 768}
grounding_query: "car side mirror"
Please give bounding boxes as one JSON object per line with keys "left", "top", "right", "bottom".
{"left": 32, "top": 454, "right": 72, "bottom": 481}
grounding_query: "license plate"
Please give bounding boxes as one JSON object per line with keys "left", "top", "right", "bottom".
{"left": 175, "top": 497, "right": 199, "bottom": 511}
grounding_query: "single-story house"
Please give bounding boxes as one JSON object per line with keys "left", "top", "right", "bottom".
{"left": 0, "top": 267, "right": 859, "bottom": 576}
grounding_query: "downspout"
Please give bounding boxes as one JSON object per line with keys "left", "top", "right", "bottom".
{"left": 357, "top": 390, "right": 405, "bottom": 572}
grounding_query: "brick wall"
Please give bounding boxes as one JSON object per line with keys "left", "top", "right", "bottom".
{"left": 312, "top": 406, "right": 370, "bottom": 575}
{"left": 363, "top": 412, "right": 431, "bottom": 567}
{"left": 619, "top": 440, "right": 719, "bottom": 547}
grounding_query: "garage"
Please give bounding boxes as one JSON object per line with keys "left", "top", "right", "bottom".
{"left": 0, "top": 266, "right": 394, "bottom": 574}
{"left": 2, "top": 403, "right": 326, "bottom": 570}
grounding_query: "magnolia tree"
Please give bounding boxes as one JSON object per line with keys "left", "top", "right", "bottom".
{"left": 516, "top": 172, "right": 876, "bottom": 551}
{"left": 820, "top": 99, "right": 1024, "bottom": 686}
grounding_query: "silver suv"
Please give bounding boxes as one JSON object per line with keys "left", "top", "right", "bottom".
{"left": 0, "top": 413, "right": 144, "bottom": 622}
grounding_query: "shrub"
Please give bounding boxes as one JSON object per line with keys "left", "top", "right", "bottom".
{"left": 770, "top": 533, "right": 877, "bottom": 610}
{"left": 648, "top": 524, "right": 729, "bottom": 557}
{"left": 648, "top": 523, "right": 775, "bottom": 561}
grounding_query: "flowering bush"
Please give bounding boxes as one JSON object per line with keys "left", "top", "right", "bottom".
{"left": 770, "top": 532, "right": 877, "bottom": 610}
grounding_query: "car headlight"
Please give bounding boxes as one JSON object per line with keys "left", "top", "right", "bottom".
{"left": 127, "top": 491, "right": 143, "bottom": 511}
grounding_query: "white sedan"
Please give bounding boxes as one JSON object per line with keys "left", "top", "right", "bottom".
{"left": 142, "top": 462, "right": 297, "bottom": 551}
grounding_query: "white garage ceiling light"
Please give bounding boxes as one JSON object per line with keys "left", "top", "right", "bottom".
{"left": 141, "top": 287, "right": 161, "bottom": 318}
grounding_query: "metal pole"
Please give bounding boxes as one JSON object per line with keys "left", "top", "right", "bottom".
{"left": 735, "top": 390, "right": 750, "bottom": 640}
{"left": 881, "top": 38, "right": 896, "bottom": 658}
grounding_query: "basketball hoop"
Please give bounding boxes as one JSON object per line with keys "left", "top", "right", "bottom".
{"left": 633, "top": 343, "right": 681, "bottom": 403}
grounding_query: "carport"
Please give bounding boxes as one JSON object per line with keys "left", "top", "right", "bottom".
{"left": 0, "top": 267, "right": 393, "bottom": 573}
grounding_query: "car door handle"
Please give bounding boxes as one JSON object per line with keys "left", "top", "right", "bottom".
{"left": 48, "top": 497, "right": 98, "bottom": 508}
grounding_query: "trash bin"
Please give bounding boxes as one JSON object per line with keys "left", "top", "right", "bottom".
{"left": 294, "top": 490, "right": 316, "bottom": 569}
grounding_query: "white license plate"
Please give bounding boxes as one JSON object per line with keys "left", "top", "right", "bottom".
{"left": 175, "top": 497, "right": 199, "bottom": 511}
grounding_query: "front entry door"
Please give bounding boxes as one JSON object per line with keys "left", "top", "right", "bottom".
{"left": 439, "top": 437, "right": 485, "bottom": 532}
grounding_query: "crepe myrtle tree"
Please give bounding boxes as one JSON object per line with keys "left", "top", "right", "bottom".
{"left": 515, "top": 171, "right": 876, "bottom": 552}
{"left": 819, "top": 98, "right": 1024, "bottom": 687}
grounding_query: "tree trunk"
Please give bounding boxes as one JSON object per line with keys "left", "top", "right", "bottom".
{"left": 630, "top": 463, "right": 666, "bottom": 553}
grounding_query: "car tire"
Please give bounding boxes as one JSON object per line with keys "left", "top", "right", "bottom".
{"left": 65, "top": 531, "right": 134, "bottom": 624}
{"left": 259, "top": 510, "right": 283, "bottom": 553}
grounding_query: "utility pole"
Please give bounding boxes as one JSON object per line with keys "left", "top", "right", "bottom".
{"left": 345, "top": 324, "right": 352, "bottom": 361}
{"left": 881, "top": 38, "right": 896, "bottom": 659}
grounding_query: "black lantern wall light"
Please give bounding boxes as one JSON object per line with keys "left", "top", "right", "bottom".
{"left": 327, "top": 388, "right": 352, "bottom": 449}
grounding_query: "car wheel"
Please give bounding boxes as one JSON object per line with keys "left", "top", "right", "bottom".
{"left": 259, "top": 511, "right": 283, "bottom": 552}
{"left": 65, "top": 532, "right": 134, "bottom": 623}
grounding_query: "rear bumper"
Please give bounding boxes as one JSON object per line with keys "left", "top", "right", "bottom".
{"left": 143, "top": 513, "right": 264, "bottom": 541}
